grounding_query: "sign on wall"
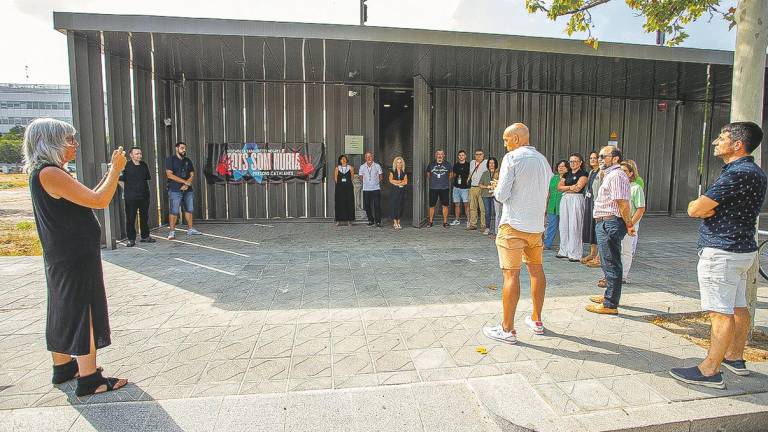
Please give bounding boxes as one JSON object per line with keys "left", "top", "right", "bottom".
{"left": 203, "top": 142, "right": 325, "bottom": 184}
{"left": 344, "top": 135, "right": 364, "bottom": 155}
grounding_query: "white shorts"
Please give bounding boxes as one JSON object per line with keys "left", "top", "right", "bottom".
{"left": 697, "top": 247, "right": 756, "bottom": 314}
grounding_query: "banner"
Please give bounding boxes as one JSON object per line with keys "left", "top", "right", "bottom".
{"left": 204, "top": 142, "right": 325, "bottom": 184}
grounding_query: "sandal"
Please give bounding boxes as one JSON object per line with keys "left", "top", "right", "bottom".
{"left": 75, "top": 370, "right": 127, "bottom": 397}
{"left": 52, "top": 359, "right": 103, "bottom": 384}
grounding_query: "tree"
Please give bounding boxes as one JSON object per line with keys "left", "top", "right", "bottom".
{"left": 0, "top": 134, "right": 23, "bottom": 164}
{"left": 8, "top": 125, "right": 25, "bottom": 136}
{"left": 526, "top": 0, "right": 767, "bottom": 337}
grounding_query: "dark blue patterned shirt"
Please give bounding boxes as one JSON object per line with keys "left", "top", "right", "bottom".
{"left": 698, "top": 156, "right": 767, "bottom": 253}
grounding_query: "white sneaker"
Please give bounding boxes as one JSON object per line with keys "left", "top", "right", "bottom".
{"left": 187, "top": 228, "right": 202, "bottom": 235}
{"left": 524, "top": 316, "right": 545, "bottom": 335}
{"left": 450, "top": 219, "right": 461, "bottom": 226}
{"left": 483, "top": 324, "right": 517, "bottom": 344}
{"left": 482, "top": 228, "right": 490, "bottom": 235}
{"left": 167, "top": 230, "right": 176, "bottom": 240}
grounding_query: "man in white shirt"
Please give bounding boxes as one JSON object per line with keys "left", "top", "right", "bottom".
{"left": 468, "top": 149, "right": 488, "bottom": 232}
{"left": 483, "top": 123, "right": 552, "bottom": 344}
{"left": 359, "top": 151, "right": 384, "bottom": 227}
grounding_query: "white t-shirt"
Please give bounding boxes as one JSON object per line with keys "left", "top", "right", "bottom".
{"left": 469, "top": 159, "right": 488, "bottom": 186}
{"left": 359, "top": 162, "right": 383, "bottom": 191}
{"left": 494, "top": 145, "right": 552, "bottom": 233}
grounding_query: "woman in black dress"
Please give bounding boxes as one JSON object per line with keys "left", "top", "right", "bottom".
{"left": 389, "top": 156, "right": 408, "bottom": 229}
{"left": 23, "top": 118, "right": 128, "bottom": 396}
{"left": 334, "top": 154, "right": 355, "bottom": 226}
{"left": 581, "top": 151, "right": 601, "bottom": 266}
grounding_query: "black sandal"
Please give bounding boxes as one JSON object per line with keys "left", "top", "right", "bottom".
{"left": 75, "top": 370, "right": 125, "bottom": 397}
{"left": 52, "top": 359, "right": 104, "bottom": 384}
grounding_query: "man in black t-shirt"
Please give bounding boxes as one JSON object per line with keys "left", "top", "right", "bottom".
{"left": 165, "top": 142, "right": 201, "bottom": 239}
{"left": 120, "top": 147, "right": 155, "bottom": 247}
{"left": 451, "top": 150, "right": 470, "bottom": 226}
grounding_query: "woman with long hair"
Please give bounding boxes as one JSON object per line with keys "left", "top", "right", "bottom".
{"left": 389, "top": 156, "right": 408, "bottom": 229}
{"left": 556, "top": 153, "right": 589, "bottom": 261}
{"left": 544, "top": 159, "right": 568, "bottom": 249}
{"left": 24, "top": 118, "right": 128, "bottom": 396}
{"left": 479, "top": 157, "right": 500, "bottom": 237}
{"left": 581, "top": 151, "right": 601, "bottom": 267}
{"left": 334, "top": 154, "right": 355, "bottom": 226}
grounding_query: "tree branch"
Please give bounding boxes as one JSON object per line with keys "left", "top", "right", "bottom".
{"left": 562, "top": 0, "right": 613, "bottom": 16}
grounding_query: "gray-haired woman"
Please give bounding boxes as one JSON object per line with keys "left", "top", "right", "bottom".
{"left": 24, "top": 118, "right": 128, "bottom": 396}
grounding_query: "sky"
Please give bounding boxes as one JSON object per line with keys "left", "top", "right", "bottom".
{"left": 1, "top": 0, "right": 739, "bottom": 85}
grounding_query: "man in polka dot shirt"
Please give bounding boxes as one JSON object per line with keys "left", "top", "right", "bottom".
{"left": 670, "top": 122, "right": 767, "bottom": 390}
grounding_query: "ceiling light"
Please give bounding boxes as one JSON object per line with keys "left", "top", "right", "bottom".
{"left": 383, "top": 104, "right": 391, "bottom": 108}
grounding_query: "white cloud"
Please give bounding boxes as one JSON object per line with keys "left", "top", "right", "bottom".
{"left": 0, "top": 0, "right": 738, "bottom": 84}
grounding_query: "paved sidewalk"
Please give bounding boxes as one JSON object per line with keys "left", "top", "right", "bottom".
{"left": 1, "top": 217, "right": 767, "bottom": 431}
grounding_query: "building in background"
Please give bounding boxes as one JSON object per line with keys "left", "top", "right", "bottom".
{"left": 0, "top": 83, "right": 72, "bottom": 133}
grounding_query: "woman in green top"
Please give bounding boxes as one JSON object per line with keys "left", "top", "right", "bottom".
{"left": 544, "top": 160, "right": 568, "bottom": 249}
{"left": 479, "top": 157, "right": 499, "bottom": 237}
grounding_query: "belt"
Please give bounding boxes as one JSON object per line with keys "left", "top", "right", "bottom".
{"left": 594, "top": 215, "right": 618, "bottom": 222}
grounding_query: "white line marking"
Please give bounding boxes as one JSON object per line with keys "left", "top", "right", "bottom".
{"left": 252, "top": 223, "right": 275, "bottom": 228}
{"left": 150, "top": 235, "right": 250, "bottom": 257}
{"left": 174, "top": 228, "right": 260, "bottom": 245}
{"left": 174, "top": 258, "right": 235, "bottom": 275}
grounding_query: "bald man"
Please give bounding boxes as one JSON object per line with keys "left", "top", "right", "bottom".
{"left": 483, "top": 123, "right": 552, "bottom": 344}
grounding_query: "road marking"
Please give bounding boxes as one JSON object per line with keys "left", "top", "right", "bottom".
{"left": 252, "top": 223, "right": 275, "bottom": 228}
{"left": 174, "top": 228, "right": 260, "bottom": 245}
{"left": 150, "top": 235, "right": 250, "bottom": 257}
{"left": 174, "top": 258, "right": 235, "bottom": 275}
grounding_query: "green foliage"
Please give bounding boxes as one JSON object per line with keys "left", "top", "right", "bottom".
{"left": 524, "top": 0, "right": 735, "bottom": 49}
{"left": 15, "top": 221, "right": 35, "bottom": 231}
{"left": 0, "top": 132, "right": 23, "bottom": 164}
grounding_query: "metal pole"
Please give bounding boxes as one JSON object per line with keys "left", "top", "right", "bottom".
{"left": 101, "top": 163, "right": 116, "bottom": 250}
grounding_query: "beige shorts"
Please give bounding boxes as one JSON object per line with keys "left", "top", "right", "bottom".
{"left": 698, "top": 247, "right": 756, "bottom": 315}
{"left": 495, "top": 224, "right": 543, "bottom": 270}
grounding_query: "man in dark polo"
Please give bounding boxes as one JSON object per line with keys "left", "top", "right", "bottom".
{"left": 165, "top": 142, "right": 201, "bottom": 239}
{"left": 670, "top": 122, "right": 766, "bottom": 389}
{"left": 120, "top": 147, "right": 155, "bottom": 247}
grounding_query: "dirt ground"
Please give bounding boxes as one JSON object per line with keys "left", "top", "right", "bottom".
{"left": 650, "top": 312, "right": 768, "bottom": 363}
{"left": 0, "top": 173, "right": 40, "bottom": 256}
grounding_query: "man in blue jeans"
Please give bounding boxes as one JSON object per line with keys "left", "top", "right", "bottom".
{"left": 670, "top": 122, "right": 766, "bottom": 389}
{"left": 585, "top": 145, "right": 634, "bottom": 315}
{"left": 165, "top": 142, "right": 201, "bottom": 239}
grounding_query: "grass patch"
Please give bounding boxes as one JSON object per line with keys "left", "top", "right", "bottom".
{"left": 0, "top": 173, "right": 28, "bottom": 190}
{"left": 649, "top": 311, "right": 768, "bottom": 363}
{"left": 0, "top": 220, "right": 41, "bottom": 256}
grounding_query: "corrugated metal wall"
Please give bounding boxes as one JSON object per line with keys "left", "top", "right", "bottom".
{"left": 432, "top": 87, "right": 725, "bottom": 215}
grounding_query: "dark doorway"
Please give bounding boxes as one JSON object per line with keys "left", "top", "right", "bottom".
{"left": 378, "top": 89, "right": 414, "bottom": 224}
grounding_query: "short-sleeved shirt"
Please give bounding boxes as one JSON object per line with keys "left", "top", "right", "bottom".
{"left": 359, "top": 162, "right": 383, "bottom": 191}
{"left": 593, "top": 165, "right": 631, "bottom": 218}
{"left": 562, "top": 169, "right": 589, "bottom": 193}
{"left": 120, "top": 160, "right": 151, "bottom": 200}
{"left": 546, "top": 174, "right": 564, "bottom": 215}
{"left": 453, "top": 161, "right": 470, "bottom": 189}
{"left": 427, "top": 161, "right": 452, "bottom": 190}
{"left": 629, "top": 182, "right": 645, "bottom": 217}
{"left": 495, "top": 145, "right": 552, "bottom": 233}
{"left": 165, "top": 155, "right": 195, "bottom": 191}
{"left": 469, "top": 159, "right": 488, "bottom": 187}
{"left": 698, "top": 156, "right": 767, "bottom": 253}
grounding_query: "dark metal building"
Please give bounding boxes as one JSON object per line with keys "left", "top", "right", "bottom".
{"left": 54, "top": 12, "right": 766, "bottom": 244}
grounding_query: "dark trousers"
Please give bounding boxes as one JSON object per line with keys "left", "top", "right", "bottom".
{"left": 125, "top": 198, "right": 150, "bottom": 241}
{"left": 596, "top": 218, "right": 628, "bottom": 308}
{"left": 363, "top": 190, "right": 381, "bottom": 224}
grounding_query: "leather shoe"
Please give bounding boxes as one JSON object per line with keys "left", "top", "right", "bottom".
{"left": 126, "top": 240, "right": 136, "bottom": 247}
{"left": 585, "top": 304, "right": 618, "bottom": 315}
{"left": 589, "top": 295, "right": 604, "bottom": 304}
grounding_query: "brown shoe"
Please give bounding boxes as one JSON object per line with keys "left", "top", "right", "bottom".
{"left": 585, "top": 304, "right": 618, "bottom": 315}
{"left": 580, "top": 255, "right": 595, "bottom": 264}
{"left": 589, "top": 295, "right": 604, "bottom": 304}
{"left": 585, "top": 258, "right": 602, "bottom": 268}
{"left": 597, "top": 278, "right": 607, "bottom": 288}
{"left": 467, "top": 226, "right": 477, "bottom": 231}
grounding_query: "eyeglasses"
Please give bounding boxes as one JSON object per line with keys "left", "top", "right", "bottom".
{"left": 568, "top": 160, "right": 579, "bottom": 163}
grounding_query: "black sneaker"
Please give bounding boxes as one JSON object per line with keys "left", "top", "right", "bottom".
{"left": 669, "top": 366, "right": 725, "bottom": 389}
{"left": 722, "top": 359, "right": 749, "bottom": 376}
{"left": 555, "top": 254, "right": 568, "bottom": 259}
{"left": 126, "top": 240, "right": 136, "bottom": 247}
{"left": 140, "top": 237, "right": 156, "bottom": 243}
{"left": 367, "top": 222, "right": 375, "bottom": 226}
{"left": 427, "top": 222, "right": 433, "bottom": 228}
{"left": 442, "top": 222, "right": 448, "bottom": 228}
{"left": 376, "top": 223, "right": 382, "bottom": 228}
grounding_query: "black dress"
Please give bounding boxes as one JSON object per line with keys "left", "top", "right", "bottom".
{"left": 582, "top": 169, "right": 599, "bottom": 244}
{"left": 30, "top": 164, "right": 111, "bottom": 356}
{"left": 334, "top": 166, "right": 355, "bottom": 222}
{"left": 390, "top": 169, "right": 407, "bottom": 219}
